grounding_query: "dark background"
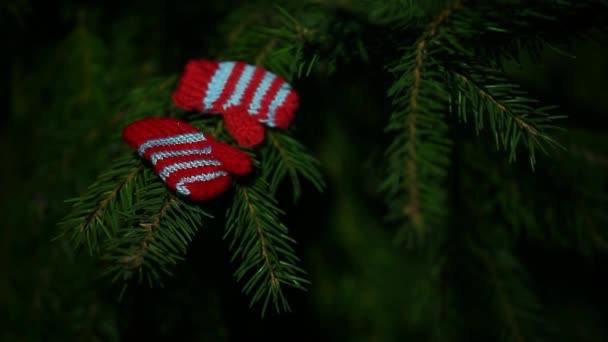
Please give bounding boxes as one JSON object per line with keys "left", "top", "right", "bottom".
{"left": 2, "top": 1, "right": 608, "bottom": 341}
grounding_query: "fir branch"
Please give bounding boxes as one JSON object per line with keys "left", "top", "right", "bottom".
{"left": 405, "top": 0, "right": 462, "bottom": 225}
{"left": 225, "top": 178, "right": 308, "bottom": 316}
{"left": 347, "top": 0, "right": 421, "bottom": 24}
{"left": 448, "top": 0, "right": 608, "bottom": 65}
{"left": 449, "top": 64, "right": 565, "bottom": 169}
{"left": 57, "top": 77, "right": 176, "bottom": 252}
{"left": 57, "top": 155, "right": 144, "bottom": 254}
{"left": 215, "top": 5, "right": 325, "bottom": 200}
{"left": 102, "top": 168, "right": 213, "bottom": 287}
{"left": 119, "top": 194, "right": 174, "bottom": 270}
{"left": 113, "top": 76, "right": 177, "bottom": 133}
{"left": 382, "top": 0, "right": 461, "bottom": 243}
{"left": 216, "top": 4, "right": 318, "bottom": 82}
{"left": 461, "top": 159, "right": 550, "bottom": 340}
{"left": 475, "top": 246, "right": 548, "bottom": 342}
{"left": 77, "top": 165, "right": 142, "bottom": 235}
{"left": 463, "top": 135, "right": 608, "bottom": 257}
{"left": 262, "top": 131, "right": 325, "bottom": 201}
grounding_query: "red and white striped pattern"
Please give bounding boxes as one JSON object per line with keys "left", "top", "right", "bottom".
{"left": 172, "top": 60, "right": 299, "bottom": 130}
{"left": 122, "top": 117, "right": 252, "bottom": 201}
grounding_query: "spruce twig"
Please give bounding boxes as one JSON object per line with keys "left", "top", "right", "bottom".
{"left": 449, "top": 65, "right": 565, "bottom": 169}
{"left": 79, "top": 165, "right": 143, "bottom": 235}
{"left": 382, "top": 1, "right": 461, "bottom": 244}
{"left": 264, "top": 131, "right": 325, "bottom": 201}
{"left": 102, "top": 170, "right": 212, "bottom": 287}
{"left": 225, "top": 179, "right": 308, "bottom": 316}
{"left": 405, "top": 0, "right": 463, "bottom": 227}
{"left": 119, "top": 195, "right": 174, "bottom": 269}
{"left": 58, "top": 156, "right": 144, "bottom": 253}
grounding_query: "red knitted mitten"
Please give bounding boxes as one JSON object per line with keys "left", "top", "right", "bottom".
{"left": 122, "top": 117, "right": 252, "bottom": 201}
{"left": 221, "top": 106, "right": 265, "bottom": 147}
{"left": 172, "top": 60, "right": 299, "bottom": 147}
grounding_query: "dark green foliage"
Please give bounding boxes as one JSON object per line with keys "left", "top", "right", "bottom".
{"left": 464, "top": 129, "right": 608, "bottom": 256}
{"left": 382, "top": 49, "right": 452, "bottom": 245}
{"left": 262, "top": 130, "right": 325, "bottom": 201}
{"left": 225, "top": 178, "right": 308, "bottom": 315}
{"left": 450, "top": 0, "right": 608, "bottom": 64}
{"left": 57, "top": 155, "right": 144, "bottom": 253}
{"left": 449, "top": 64, "right": 565, "bottom": 168}
{"left": 101, "top": 171, "right": 213, "bottom": 288}
{"left": 3, "top": 0, "right": 608, "bottom": 341}
{"left": 52, "top": 0, "right": 327, "bottom": 316}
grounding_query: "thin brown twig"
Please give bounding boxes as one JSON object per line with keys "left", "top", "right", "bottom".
{"left": 403, "top": 0, "right": 463, "bottom": 228}
{"left": 121, "top": 195, "right": 175, "bottom": 268}
{"left": 242, "top": 188, "right": 280, "bottom": 289}
{"left": 452, "top": 72, "right": 542, "bottom": 137}
{"left": 268, "top": 132, "right": 289, "bottom": 164}
{"left": 79, "top": 164, "right": 144, "bottom": 233}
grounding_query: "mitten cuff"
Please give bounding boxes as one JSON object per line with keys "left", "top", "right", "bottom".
{"left": 172, "top": 60, "right": 220, "bottom": 112}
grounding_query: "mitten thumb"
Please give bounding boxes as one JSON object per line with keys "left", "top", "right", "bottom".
{"left": 211, "top": 140, "right": 253, "bottom": 176}
{"left": 222, "top": 106, "right": 265, "bottom": 147}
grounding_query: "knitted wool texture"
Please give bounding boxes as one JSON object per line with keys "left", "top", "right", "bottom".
{"left": 122, "top": 117, "right": 252, "bottom": 201}
{"left": 172, "top": 60, "right": 299, "bottom": 147}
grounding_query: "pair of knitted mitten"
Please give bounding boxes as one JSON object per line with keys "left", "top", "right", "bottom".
{"left": 123, "top": 117, "right": 252, "bottom": 201}
{"left": 172, "top": 60, "right": 299, "bottom": 147}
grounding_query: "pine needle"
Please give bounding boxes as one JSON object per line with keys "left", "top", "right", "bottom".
{"left": 225, "top": 178, "right": 309, "bottom": 316}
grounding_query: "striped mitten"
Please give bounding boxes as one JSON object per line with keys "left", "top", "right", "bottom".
{"left": 172, "top": 60, "right": 299, "bottom": 147}
{"left": 122, "top": 117, "right": 252, "bottom": 201}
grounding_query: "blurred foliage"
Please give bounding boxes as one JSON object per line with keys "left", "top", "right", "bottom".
{"left": 2, "top": 0, "right": 608, "bottom": 341}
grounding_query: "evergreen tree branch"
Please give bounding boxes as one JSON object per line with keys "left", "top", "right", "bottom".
{"left": 114, "top": 76, "right": 177, "bottom": 133}
{"left": 102, "top": 168, "right": 213, "bottom": 287}
{"left": 244, "top": 190, "right": 278, "bottom": 287}
{"left": 262, "top": 131, "right": 325, "bottom": 201}
{"left": 346, "top": 0, "right": 421, "bottom": 24}
{"left": 119, "top": 194, "right": 174, "bottom": 270}
{"left": 382, "top": 0, "right": 461, "bottom": 243}
{"left": 210, "top": 6, "right": 322, "bottom": 314}
{"left": 59, "top": 3, "right": 325, "bottom": 300}
{"left": 407, "top": 1, "right": 463, "bottom": 224}
{"left": 216, "top": 3, "right": 319, "bottom": 82}
{"left": 57, "top": 75, "right": 178, "bottom": 255}
{"left": 460, "top": 174, "right": 550, "bottom": 341}
{"left": 405, "top": 1, "right": 461, "bottom": 226}
{"left": 462, "top": 131, "right": 608, "bottom": 257}
{"left": 474, "top": 245, "right": 548, "bottom": 342}
{"left": 448, "top": 0, "right": 608, "bottom": 65}
{"left": 57, "top": 155, "right": 144, "bottom": 254}
{"left": 214, "top": 5, "right": 325, "bottom": 201}
{"left": 225, "top": 178, "right": 308, "bottom": 316}
{"left": 448, "top": 64, "right": 565, "bottom": 168}
{"left": 79, "top": 165, "right": 142, "bottom": 235}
